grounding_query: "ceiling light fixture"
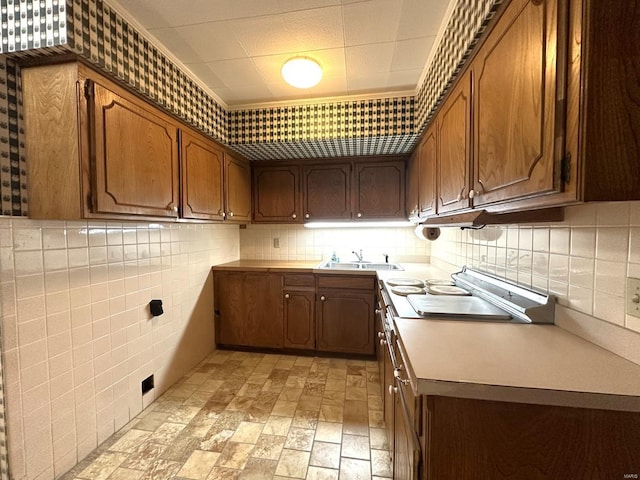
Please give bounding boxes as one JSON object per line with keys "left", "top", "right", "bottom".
{"left": 281, "top": 57, "right": 322, "bottom": 89}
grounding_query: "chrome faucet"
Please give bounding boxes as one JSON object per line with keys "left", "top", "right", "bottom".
{"left": 352, "top": 249, "right": 363, "bottom": 262}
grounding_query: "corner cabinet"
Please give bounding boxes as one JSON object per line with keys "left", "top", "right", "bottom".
{"left": 22, "top": 61, "right": 250, "bottom": 222}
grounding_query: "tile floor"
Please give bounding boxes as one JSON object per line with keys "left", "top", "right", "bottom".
{"left": 60, "top": 350, "right": 392, "bottom": 480}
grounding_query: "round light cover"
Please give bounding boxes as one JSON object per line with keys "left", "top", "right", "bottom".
{"left": 281, "top": 57, "right": 322, "bottom": 88}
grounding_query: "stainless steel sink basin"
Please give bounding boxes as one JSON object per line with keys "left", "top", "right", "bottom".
{"left": 317, "top": 261, "right": 403, "bottom": 271}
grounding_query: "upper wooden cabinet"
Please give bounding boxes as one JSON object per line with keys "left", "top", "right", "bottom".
{"left": 253, "top": 164, "right": 301, "bottom": 223}
{"left": 22, "top": 61, "right": 251, "bottom": 222}
{"left": 91, "top": 81, "right": 180, "bottom": 217}
{"left": 225, "top": 153, "right": 252, "bottom": 222}
{"left": 353, "top": 161, "right": 405, "bottom": 219}
{"left": 180, "top": 129, "right": 225, "bottom": 221}
{"left": 470, "top": 0, "right": 563, "bottom": 207}
{"left": 437, "top": 73, "right": 471, "bottom": 214}
{"left": 418, "top": 125, "right": 437, "bottom": 219}
{"left": 303, "top": 163, "right": 352, "bottom": 221}
{"left": 254, "top": 158, "right": 407, "bottom": 223}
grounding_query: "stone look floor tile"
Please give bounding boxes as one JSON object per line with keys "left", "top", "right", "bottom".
{"left": 60, "top": 353, "right": 392, "bottom": 480}
{"left": 342, "top": 434, "right": 370, "bottom": 460}
{"left": 310, "top": 441, "right": 341, "bottom": 469}
{"left": 217, "top": 442, "right": 255, "bottom": 470}
{"left": 176, "top": 450, "right": 220, "bottom": 479}
{"left": 251, "top": 434, "right": 286, "bottom": 460}
{"left": 307, "top": 466, "right": 340, "bottom": 480}
{"left": 274, "top": 449, "right": 310, "bottom": 479}
{"left": 284, "top": 427, "right": 315, "bottom": 451}
{"left": 230, "top": 422, "right": 264, "bottom": 444}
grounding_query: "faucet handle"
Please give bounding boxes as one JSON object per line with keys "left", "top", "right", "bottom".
{"left": 383, "top": 253, "right": 389, "bottom": 264}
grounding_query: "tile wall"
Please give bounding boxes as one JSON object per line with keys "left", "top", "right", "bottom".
{"left": 239, "top": 224, "right": 430, "bottom": 264}
{"left": 0, "top": 217, "right": 239, "bottom": 480}
{"left": 429, "top": 201, "right": 640, "bottom": 366}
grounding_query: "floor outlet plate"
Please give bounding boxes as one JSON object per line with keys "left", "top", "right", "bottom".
{"left": 627, "top": 277, "right": 640, "bottom": 318}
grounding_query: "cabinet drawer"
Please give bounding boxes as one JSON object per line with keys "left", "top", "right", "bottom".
{"left": 284, "top": 274, "right": 315, "bottom": 287}
{"left": 317, "top": 275, "right": 375, "bottom": 290}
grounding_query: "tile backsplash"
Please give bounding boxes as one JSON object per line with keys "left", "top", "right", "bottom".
{"left": 239, "top": 224, "right": 430, "bottom": 264}
{"left": 429, "top": 201, "right": 640, "bottom": 365}
{"left": 0, "top": 217, "right": 239, "bottom": 480}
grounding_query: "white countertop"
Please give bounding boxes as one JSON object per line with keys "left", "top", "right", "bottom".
{"left": 377, "top": 264, "right": 640, "bottom": 411}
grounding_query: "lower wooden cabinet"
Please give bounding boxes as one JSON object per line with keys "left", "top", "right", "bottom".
{"left": 214, "top": 272, "right": 284, "bottom": 348}
{"left": 316, "top": 290, "right": 375, "bottom": 355}
{"left": 214, "top": 270, "right": 376, "bottom": 356}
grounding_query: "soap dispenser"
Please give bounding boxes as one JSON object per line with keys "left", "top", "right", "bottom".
{"left": 330, "top": 251, "right": 339, "bottom": 262}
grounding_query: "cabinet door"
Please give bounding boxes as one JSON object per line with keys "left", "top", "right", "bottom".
{"left": 180, "top": 130, "right": 225, "bottom": 221}
{"left": 303, "top": 164, "right": 351, "bottom": 221}
{"left": 215, "top": 272, "right": 284, "bottom": 348}
{"left": 91, "top": 81, "right": 179, "bottom": 217}
{"left": 393, "top": 382, "right": 421, "bottom": 480}
{"left": 406, "top": 152, "right": 420, "bottom": 220}
{"left": 253, "top": 165, "right": 301, "bottom": 223}
{"left": 316, "top": 290, "right": 374, "bottom": 355}
{"left": 353, "top": 161, "right": 406, "bottom": 220}
{"left": 418, "top": 126, "right": 437, "bottom": 218}
{"left": 283, "top": 290, "right": 315, "bottom": 349}
{"left": 437, "top": 72, "right": 471, "bottom": 214}
{"left": 471, "top": 0, "right": 563, "bottom": 206}
{"left": 225, "top": 153, "right": 252, "bottom": 222}
{"left": 384, "top": 341, "right": 396, "bottom": 462}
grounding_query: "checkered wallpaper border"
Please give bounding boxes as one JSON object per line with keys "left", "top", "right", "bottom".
{"left": 0, "top": 0, "right": 503, "bottom": 211}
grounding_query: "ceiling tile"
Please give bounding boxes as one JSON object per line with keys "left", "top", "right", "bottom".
{"left": 391, "top": 37, "right": 436, "bottom": 72}
{"left": 205, "top": 58, "right": 265, "bottom": 88}
{"left": 276, "top": 0, "right": 342, "bottom": 11}
{"left": 388, "top": 68, "right": 423, "bottom": 90}
{"left": 343, "top": 0, "right": 403, "bottom": 46}
{"left": 217, "top": 84, "right": 275, "bottom": 105}
{"left": 233, "top": 7, "right": 344, "bottom": 57}
{"left": 150, "top": 23, "right": 247, "bottom": 64}
{"left": 347, "top": 72, "right": 390, "bottom": 94}
{"left": 112, "top": 0, "right": 283, "bottom": 29}
{"left": 397, "top": 0, "right": 452, "bottom": 40}
{"left": 345, "top": 43, "right": 396, "bottom": 76}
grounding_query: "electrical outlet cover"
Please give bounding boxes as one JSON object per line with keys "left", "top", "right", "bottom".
{"left": 627, "top": 277, "right": 640, "bottom": 318}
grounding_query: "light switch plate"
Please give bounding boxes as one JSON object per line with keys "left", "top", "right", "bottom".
{"left": 627, "top": 277, "right": 640, "bottom": 318}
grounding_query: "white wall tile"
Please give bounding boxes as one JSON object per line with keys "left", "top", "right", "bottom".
{"left": 1, "top": 217, "right": 240, "bottom": 480}
{"left": 429, "top": 201, "right": 640, "bottom": 365}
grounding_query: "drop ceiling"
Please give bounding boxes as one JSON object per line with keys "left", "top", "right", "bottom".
{"left": 108, "top": 0, "right": 454, "bottom": 107}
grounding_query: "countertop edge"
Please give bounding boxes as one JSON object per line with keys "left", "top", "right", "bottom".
{"left": 413, "top": 378, "right": 640, "bottom": 412}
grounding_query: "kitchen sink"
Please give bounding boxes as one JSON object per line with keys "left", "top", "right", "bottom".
{"left": 316, "top": 261, "right": 403, "bottom": 271}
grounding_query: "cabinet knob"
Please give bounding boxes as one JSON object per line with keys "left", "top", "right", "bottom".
{"left": 388, "top": 384, "right": 397, "bottom": 395}
{"left": 305, "top": 213, "right": 310, "bottom": 219}
{"left": 379, "top": 339, "right": 387, "bottom": 346}
{"left": 375, "top": 308, "right": 381, "bottom": 315}
{"left": 168, "top": 205, "right": 178, "bottom": 212}
{"left": 292, "top": 213, "right": 297, "bottom": 219}
{"left": 228, "top": 211, "right": 234, "bottom": 217}
{"left": 320, "top": 295, "right": 326, "bottom": 301}
{"left": 456, "top": 193, "right": 462, "bottom": 202}
{"left": 284, "top": 293, "right": 290, "bottom": 299}
{"left": 357, "top": 212, "right": 362, "bottom": 218}
{"left": 377, "top": 331, "right": 385, "bottom": 338}
{"left": 221, "top": 212, "right": 226, "bottom": 218}
{"left": 469, "top": 189, "right": 476, "bottom": 199}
